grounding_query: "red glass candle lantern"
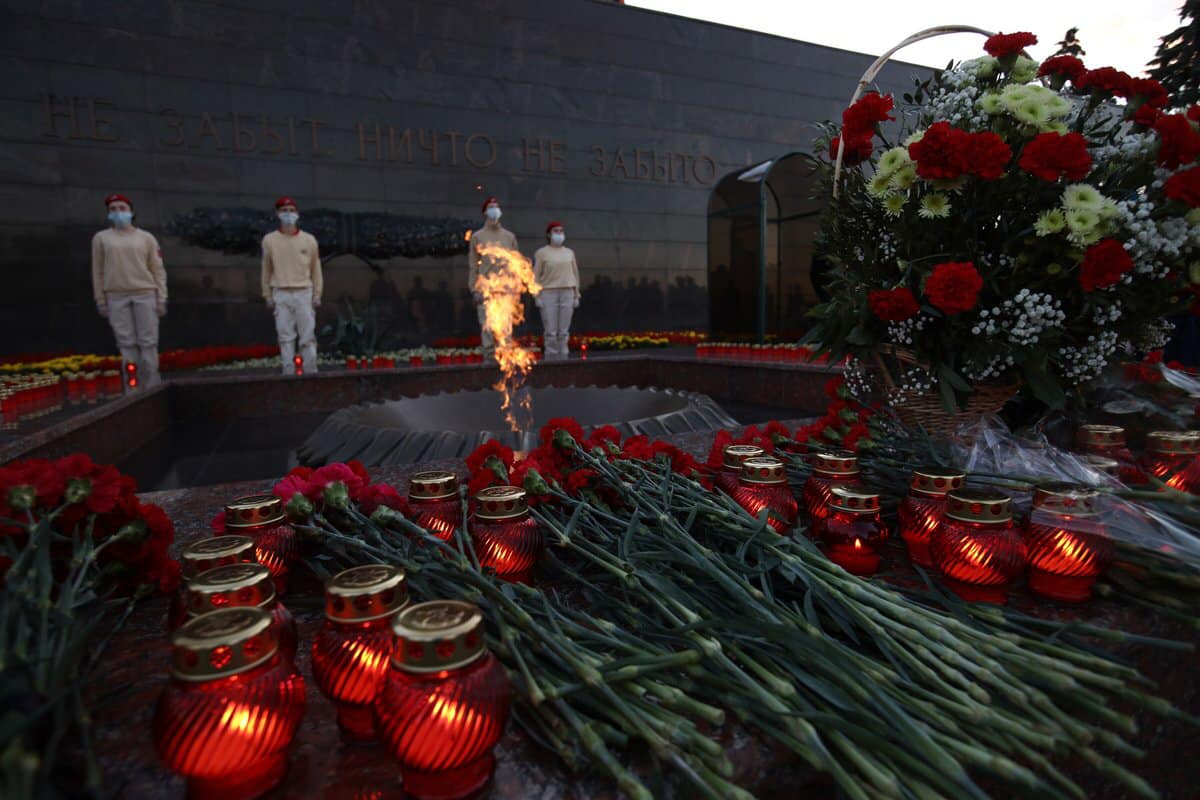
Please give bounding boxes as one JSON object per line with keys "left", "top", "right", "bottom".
{"left": 155, "top": 608, "right": 306, "bottom": 800}
{"left": 802, "top": 450, "right": 863, "bottom": 526}
{"left": 1024, "top": 484, "right": 1112, "bottom": 602}
{"left": 221, "top": 495, "right": 297, "bottom": 594}
{"left": 1077, "top": 424, "right": 1141, "bottom": 483}
{"left": 407, "top": 469, "right": 463, "bottom": 541}
{"left": 930, "top": 489, "right": 1025, "bottom": 604}
{"left": 714, "top": 444, "right": 765, "bottom": 495}
{"left": 820, "top": 487, "right": 887, "bottom": 576}
{"left": 169, "top": 535, "right": 258, "bottom": 630}
{"left": 1085, "top": 455, "right": 1120, "bottom": 479}
{"left": 898, "top": 469, "right": 966, "bottom": 568}
{"left": 293, "top": 354, "right": 304, "bottom": 375}
{"left": 376, "top": 600, "right": 513, "bottom": 800}
{"left": 1140, "top": 431, "right": 1200, "bottom": 494}
{"left": 187, "top": 563, "right": 298, "bottom": 663}
{"left": 730, "top": 456, "right": 798, "bottom": 534}
{"left": 409, "top": 354, "right": 423, "bottom": 367}
{"left": 470, "top": 486, "right": 543, "bottom": 583}
{"left": 312, "top": 564, "right": 409, "bottom": 740}
{"left": 125, "top": 361, "right": 138, "bottom": 390}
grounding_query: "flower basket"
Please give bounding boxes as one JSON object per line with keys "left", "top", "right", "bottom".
{"left": 809, "top": 26, "right": 1196, "bottom": 429}
{"left": 872, "top": 346, "right": 1019, "bottom": 435}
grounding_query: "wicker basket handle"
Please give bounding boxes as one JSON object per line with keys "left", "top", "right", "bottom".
{"left": 832, "top": 25, "right": 996, "bottom": 197}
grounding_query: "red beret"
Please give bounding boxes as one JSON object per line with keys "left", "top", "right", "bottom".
{"left": 481, "top": 196, "right": 500, "bottom": 214}
{"left": 104, "top": 193, "right": 132, "bottom": 208}
{"left": 274, "top": 196, "right": 297, "bottom": 209}
{"left": 546, "top": 220, "right": 564, "bottom": 235}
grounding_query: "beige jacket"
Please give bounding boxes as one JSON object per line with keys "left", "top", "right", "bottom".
{"left": 467, "top": 223, "right": 519, "bottom": 293}
{"left": 91, "top": 228, "right": 167, "bottom": 304}
{"left": 261, "top": 229, "right": 323, "bottom": 301}
{"left": 533, "top": 245, "right": 580, "bottom": 291}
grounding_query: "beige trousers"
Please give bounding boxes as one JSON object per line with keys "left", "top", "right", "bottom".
{"left": 272, "top": 287, "right": 318, "bottom": 374}
{"left": 537, "top": 288, "right": 576, "bottom": 360}
{"left": 106, "top": 290, "right": 160, "bottom": 387}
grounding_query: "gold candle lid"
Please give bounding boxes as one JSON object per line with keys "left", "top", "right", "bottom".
{"left": 390, "top": 600, "right": 485, "bottom": 673}
{"left": 473, "top": 485, "right": 528, "bottom": 521}
{"left": 1032, "top": 482, "right": 1099, "bottom": 516}
{"left": 224, "top": 494, "right": 287, "bottom": 529}
{"left": 738, "top": 456, "right": 788, "bottom": 485}
{"left": 722, "top": 444, "right": 764, "bottom": 471}
{"left": 408, "top": 470, "right": 459, "bottom": 501}
{"left": 1077, "top": 424, "right": 1125, "bottom": 448}
{"left": 829, "top": 486, "right": 881, "bottom": 514}
{"left": 813, "top": 450, "right": 860, "bottom": 476}
{"left": 1146, "top": 431, "right": 1200, "bottom": 456}
{"left": 909, "top": 469, "right": 966, "bottom": 497}
{"left": 945, "top": 488, "right": 1013, "bottom": 524}
{"left": 325, "top": 564, "right": 409, "bottom": 622}
{"left": 187, "top": 563, "right": 275, "bottom": 616}
{"left": 1084, "top": 455, "right": 1120, "bottom": 476}
{"left": 181, "top": 535, "right": 256, "bottom": 580}
{"left": 170, "top": 607, "right": 277, "bottom": 681}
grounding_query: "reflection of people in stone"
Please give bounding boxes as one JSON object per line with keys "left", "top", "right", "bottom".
{"left": 407, "top": 275, "right": 431, "bottom": 335}
{"left": 431, "top": 280, "right": 455, "bottom": 336}
{"left": 533, "top": 221, "right": 581, "bottom": 360}
{"left": 92, "top": 193, "right": 167, "bottom": 388}
{"left": 468, "top": 196, "right": 520, "bottom": 358}
{"left": 261, "top": 196, "right": 322, "bottom": 375}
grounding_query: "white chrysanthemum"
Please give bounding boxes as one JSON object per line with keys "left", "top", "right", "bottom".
{"left": 1044, "top": 94, "right": 1073, "bottom": 118}
{"left": 1035, "top": 209, "right": 1067, "bottom": 236}
{"left": 1010, "top": 55, "right": 1039, "bottom": 83}
{"left": 1188, "top": 208, "right": 1200, "bottom": 226}
{"left": 977, "top": 93, "right": 1005, "bottom": 115}
{"left": 890, "top": 165, "right": 918, "bottom": 191}
{"left": 1000, "top": 84, "right": 1035, "bottom": 106}
{"left": 904, "top": 129, "right": 926, "bottom": 147}
{"left": 918, "top": 193, "right": 951, "bottom": 219}
{"left": 876, "top": 146, "right": 911, "bottom": 177}
{"left": 883, "top": 193, "right": 907, "bottom": 217}
{"left": 1099, "top": 198, "right": 1120, "bottom": 219}
{"left": 931, "top": 177, "right": 967, "bottom": 193}
{"left": 1066, "top": 208, "right": 1103, "bottom": 245}
{"left": 964, "top": 56, "right": 999, "bottom": 78}
{"left": 1062, "top": 183, "right": 1105, "bottom": 211}
{"left": 1012, "top": 99, "right": 1049, "bottom": 127}
{"left": 1039, "top": 121, "right": 1070, "bottom": 135}
{"left": 868, "top": 172, "right": 894, "bottom": 197}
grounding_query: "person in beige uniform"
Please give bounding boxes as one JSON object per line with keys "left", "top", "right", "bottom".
{"left": 261, "top": 196, "right": 322, "bottom": 375}
{"left": 92, "top": 193, "right": 167, "bottom": 388}
{"left": 467, "top": 196, "right": 520, "bottom": 357}
{"left": 533, "top": 221, "right": 581, "bottom": 360}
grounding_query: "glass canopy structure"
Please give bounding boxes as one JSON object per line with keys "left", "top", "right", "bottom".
{"left": 706, "top": 152, "right": 827, "bottom": 341}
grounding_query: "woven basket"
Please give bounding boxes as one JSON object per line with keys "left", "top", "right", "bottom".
{"left": 871, "top": 347, "right": 1019, "bottom": 436}
{"left": 832, "top": 27, "right": 1024, "bottom": 435}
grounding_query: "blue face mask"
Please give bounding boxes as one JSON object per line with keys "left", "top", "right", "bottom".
{"left": 108, "top": 210, "right": 132, "bottom": 228}
{"left": 278, "top": 212, "right": 299, "bottom": 226}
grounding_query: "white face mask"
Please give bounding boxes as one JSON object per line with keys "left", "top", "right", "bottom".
{"left": 485, "top": 207, "right": 502, "bottom": 221}
{"left": 278, "top": 211, "right": 299, "bottom": 226}
{"left": 108, "top": 210, "right": 132, "bottom": 228}
{"left": 550, "top": 232, "right": 565, "bottom": 245}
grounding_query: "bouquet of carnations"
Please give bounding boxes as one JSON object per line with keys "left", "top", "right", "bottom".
{"left": 810, "top": 30, "right": 1200, "bottom": 420}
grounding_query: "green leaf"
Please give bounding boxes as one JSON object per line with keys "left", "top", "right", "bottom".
{"left": 1024, "top": 362, "right": 1067, "bottom": 409}
{"left": 938, "top": 364, "right": 971, "bottom": 393}
{"left": 938, "top": 375, "right": 960, "bottom": 414}
{"left": 846, "top": 325, "right": 873, "bottom": 346}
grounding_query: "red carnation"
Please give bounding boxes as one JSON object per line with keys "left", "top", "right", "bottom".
{"left": 967, "top": 131, "right": 1013, "bottom": 180}
{"left": 842, "top": 92, "right": 895, "bottom": 135}
{"left": 565, "top": 469, "right": 599, "bottom": 496}
{"left": 1038, "top": 55, "right": 1086, "bottom": 82}
{"left": 1076, "top": 67, "right": 1134, "bottom": 97}
{"left": 823, "top": 376, "right": 845, "bottom": 400}
{"left": 1019, "top": 132, "right": 1092, "bottom": 182}
{"left": 1164, "top": 166, "right": 1200, "bottom": 207}
{"left": 984, "top": 31, "right": 1037, "bottom": 58}
{"left": 1127, "top": 78, "right": 1169, "bottom": 109}
{"left": 465, "top": 439, "right": 515, "bottom": 476}
{"left": 1079, "top": 239, "right": 1133, "bottom": 292}
{"left": 587, "top": 424, "right": 622, "bottom": 452}
{"left": 868, "top": 287, "right": 920, "bottom": 321}
{"left": 621, "top": 434, "right": 655, "bottom": 461}
{"left": 908, "top": 122, "right": 971, "bottom": 180}
{"left": 1154, "top": 114, "right": 1200, "bottom": 169}
{"left": 356, "top": 484, "right": 410, "bottom": 516}
{"left": 1133, "top": 104, "right": 1162, "bottom": 129}
{"left": 539, "top": 417, "right": 586, "bottom": 449}
{"left": 830, "top": 134, "right": 873, "bottom": 166}
{"left": 1189, "top": 106, "right": 1200, "bottom": 122}
{"left": 924, "top": 261, "right": 983, "bottom": 315}
{"left": 842, "top": 423, "right": 872, "bottom": 452}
